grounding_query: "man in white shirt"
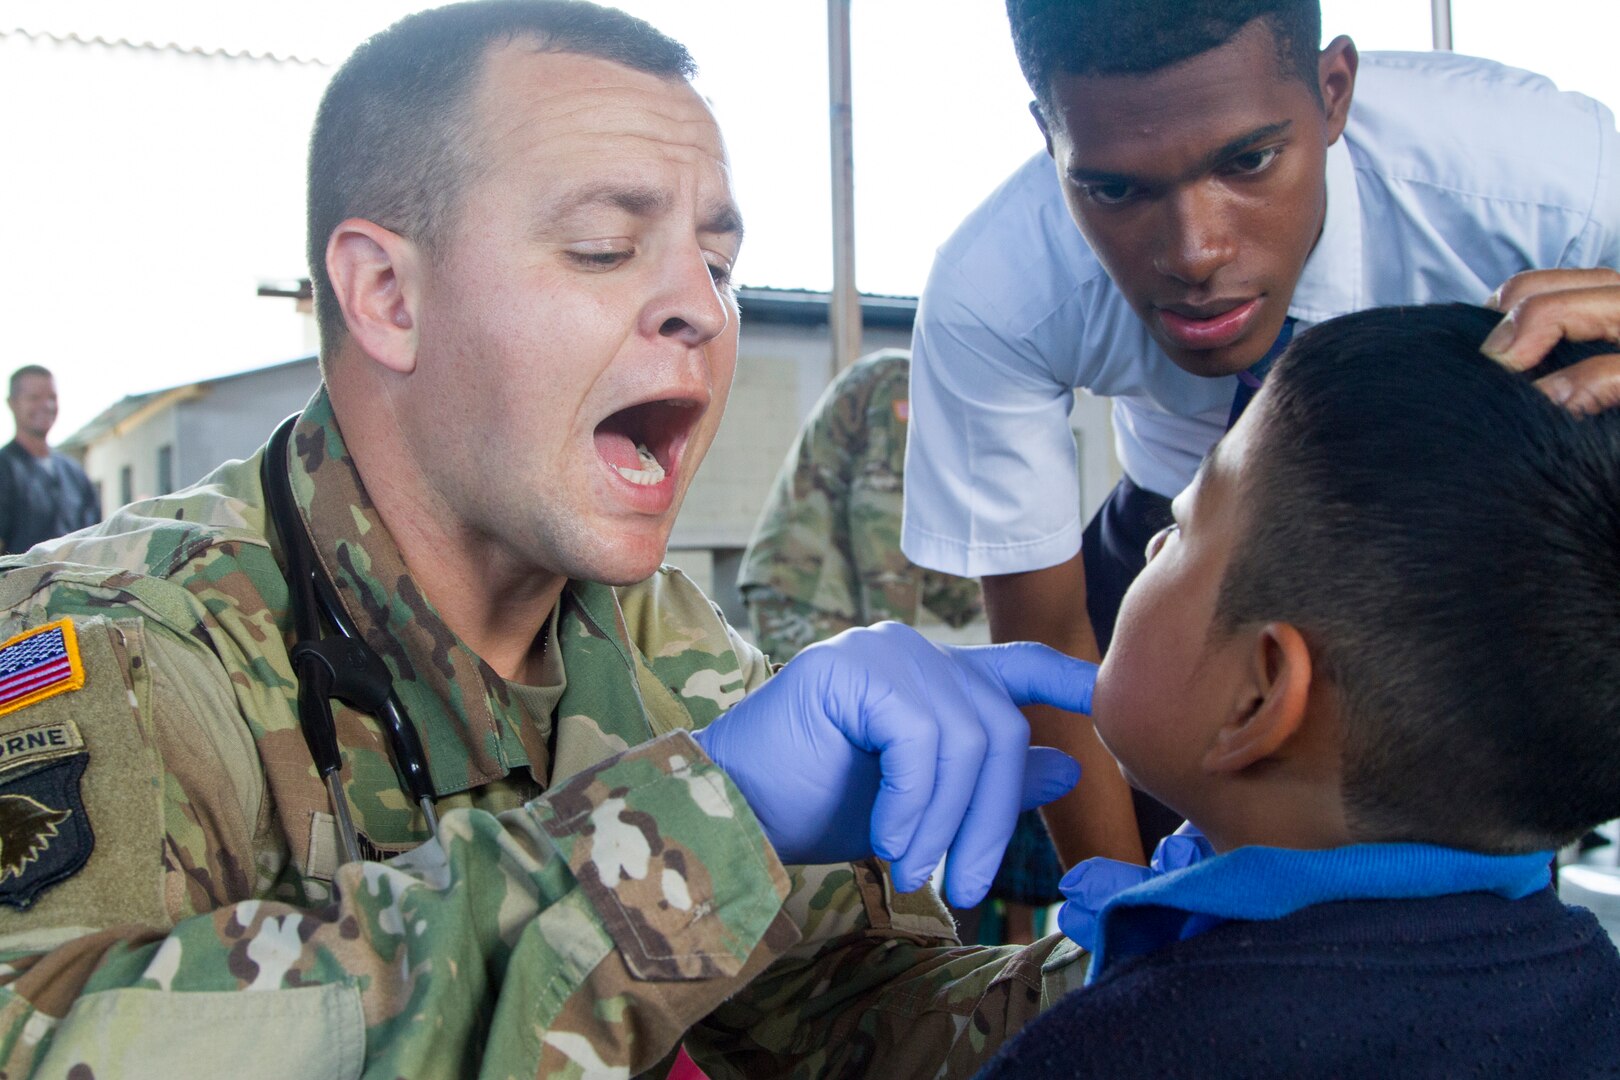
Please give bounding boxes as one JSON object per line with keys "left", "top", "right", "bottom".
{"left": 902, "top": 0, "right": 1620, "bottom": 864}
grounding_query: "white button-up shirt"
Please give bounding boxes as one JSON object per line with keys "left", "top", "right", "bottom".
{"left": 902, "top": 51, "right": 1620, "bottom": 577}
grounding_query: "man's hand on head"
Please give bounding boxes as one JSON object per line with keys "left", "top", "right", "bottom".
{"left": 1483, "top": 268, "right": 1620, "bottom": 414}
{"left": 692, "top": 623, "right": 1093, "bottom": 908}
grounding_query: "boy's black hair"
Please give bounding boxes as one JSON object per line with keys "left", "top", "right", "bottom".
{"left": 1217, "top": 303, "right": 1620, "bottom": 852}
{"left": 1004, "top": 0, "right": 1322, "bottom": 117}
{"left": 306, "top": 0, "right": 696, "bottom": 353}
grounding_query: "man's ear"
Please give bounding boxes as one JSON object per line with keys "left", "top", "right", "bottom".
{"left": 1029, "top": 100, "right": 1055, "bottom": 158}
{"left": 325, "top": 218, "right": 423, "bottom": 375}
{"left": 1317, "top": 35, "right": 1359, "bottom": 145}
{"left": 1202, "top": 622, "right": 1314, "bottom": 774}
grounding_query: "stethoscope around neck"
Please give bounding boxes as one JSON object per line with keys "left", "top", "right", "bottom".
{"left": 262, "top": 413, "right": 440, "bottom": 865}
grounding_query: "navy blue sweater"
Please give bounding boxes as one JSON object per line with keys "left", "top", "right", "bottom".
{"left": 979, "top": 888, "right": 1620, "bottom": 1078}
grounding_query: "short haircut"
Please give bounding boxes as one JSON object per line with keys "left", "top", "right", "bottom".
{"left": 8, "top": 365, "right": 52, "bottom": 398}
{"left": 1216, "top": 304, "right": 1620, "bottom": 853}
{"left": 306, "top": 0, "right": 697, "bottom": 352}
{"left": 1004, "top": 0, "right": 1321, "bottom": 118}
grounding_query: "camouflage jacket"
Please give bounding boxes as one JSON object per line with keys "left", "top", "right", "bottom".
{"left": 738, "top": 351, "right": 983, "bottom": 661}
{"left": 0, "top": 387, "right": 1084, "bottom": 1078}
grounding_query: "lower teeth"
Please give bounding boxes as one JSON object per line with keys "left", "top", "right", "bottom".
{"left": 616, "top": 442, "right": 666, "bottom": 486}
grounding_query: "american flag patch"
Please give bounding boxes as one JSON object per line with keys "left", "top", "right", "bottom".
{"left": 0, "top": 621, "right": 85, "bottom": 718}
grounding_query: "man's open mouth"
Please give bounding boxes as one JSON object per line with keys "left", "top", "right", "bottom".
{"left": 593, "top": 398, "right": 702, "bottom": 488}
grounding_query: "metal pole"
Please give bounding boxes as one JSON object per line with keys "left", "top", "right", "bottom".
{"left": 1431, "top": 0, "right": 1453, "bottom": 51}
{"left": 828, "top": 0, "right": 862, "bottom": 377}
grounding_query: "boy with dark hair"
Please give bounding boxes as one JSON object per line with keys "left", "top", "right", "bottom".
{"left": 978, "top": 304, "right": 1620, "bottom": 1078}
{"left": 903, "top": 0, "right": 1620, "bottom": 867}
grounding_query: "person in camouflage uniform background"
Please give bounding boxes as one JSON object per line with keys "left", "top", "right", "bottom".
{"left": 738, "top": 350, "right": 983, "bottom": 662}
{"left": 740, "top": 350, "right": 1064, "bottom": 946}
{"left": 0, "top": 3, "right": 1097, "bottom": 1077}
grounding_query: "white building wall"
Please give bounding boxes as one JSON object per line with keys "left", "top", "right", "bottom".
{"left": 669, "top": 321, "right": 911, "bottom": 551}
{"left": 82, "top": 406, "right": 179, "bottom": 515}
{"left": 175, "top": 358, "right": 320, "bottom": 485}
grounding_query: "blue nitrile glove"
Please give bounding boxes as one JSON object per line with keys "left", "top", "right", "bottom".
{"left": 1056, "top": 823, "right": 1214, "bottom": 950}
{"left": 691, "top": 621, "right": 1095, "bottom": 908}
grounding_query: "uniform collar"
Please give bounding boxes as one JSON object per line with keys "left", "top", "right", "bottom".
{"left": 1287, "top": 136, "right": 1364, "bottom": 325}
{"left": 284, "top": 387, "right": 654, "bottom": 796}
{"left": 1084, "top": 839, "right": 1552, "bottom": 983}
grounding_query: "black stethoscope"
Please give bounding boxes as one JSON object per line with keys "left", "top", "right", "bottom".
{"left": 262, "top": 414, "right": 439, "bottom": 864}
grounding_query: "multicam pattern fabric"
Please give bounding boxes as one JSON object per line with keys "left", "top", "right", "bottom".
{"left": 0, "top": 385, "right": 1085, "bottom": 1078}
{"left": 738, "top": 350, "right": 983, "bottom": 662}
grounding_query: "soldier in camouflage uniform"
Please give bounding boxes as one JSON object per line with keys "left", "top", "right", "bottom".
{"left": 738, "top": 350, "right": 983, "bottom": 662}
{"left": 0, "top": 3, "right": 1092, "bottom": 1077}
{"left": 740, "top": 351, "right": 1063, "bottom": 946}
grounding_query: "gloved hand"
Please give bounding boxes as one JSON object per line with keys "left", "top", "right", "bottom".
{"left": 1056, "top": 823, "right": 1214, "bottom": 950}
{"left": 692, "top": 622, "right": 1095, "bottom": 908}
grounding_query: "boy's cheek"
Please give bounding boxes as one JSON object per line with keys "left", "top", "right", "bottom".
{"left": 1087, "top": 667, "right": 1134, "bottom": 762}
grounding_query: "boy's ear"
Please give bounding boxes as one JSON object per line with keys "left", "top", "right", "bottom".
{"left": 325, "top": 217, "right": 423, "bottom": 375}
{"left": 1202, "top": 622, "right": 1314, "bottom": 774}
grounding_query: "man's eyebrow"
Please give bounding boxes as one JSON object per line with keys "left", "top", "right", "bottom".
{"left": 544, "top": 182, "right": 670, "bottom": 222}
{"left": 701, "top": 201, "right": 744, "bottom": 242}
{"left": 1067, "top": 120, "right": 1294, "bottom": 185}
{"left": 1196, "top": 120, "right": 1293, "bottom": 173}
{"left": 537, "top": 183, "right": 743, "bottom": 241}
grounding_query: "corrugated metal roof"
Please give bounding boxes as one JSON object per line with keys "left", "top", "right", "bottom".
{"left": 59, "top": 356, "right": 318, "bottom": 450}
{"left": 1, "top": 25, "right": 328, "bottom": 65}
{"left": 736, "top": 287, "right": 918, "bottom": 329}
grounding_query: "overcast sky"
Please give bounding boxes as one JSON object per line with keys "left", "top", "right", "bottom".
{"left": 4, "top": 1, "right": 1617, "bottom": 435}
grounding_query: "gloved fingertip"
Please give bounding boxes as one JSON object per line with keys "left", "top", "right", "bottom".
{"left": 946, "top": 878, "right": 990, "bottom": 909}
{"left": 1019, "top": 749, "right": 1083, "bottom": 810}
{"left": 887, "top": 863, "right": 921, "bottom": 893}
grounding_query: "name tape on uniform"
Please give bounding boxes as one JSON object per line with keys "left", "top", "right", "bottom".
{"left": 0, "top": 721, "right": 84, "bottom": 775}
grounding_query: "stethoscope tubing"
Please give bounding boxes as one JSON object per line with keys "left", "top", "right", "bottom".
{"left": 262, "top": 414, "right": 441, "bottom": 864}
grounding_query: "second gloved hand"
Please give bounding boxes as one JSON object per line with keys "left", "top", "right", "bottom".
{"left": 692, "top": 622, "right": 1096, "bottom": 908}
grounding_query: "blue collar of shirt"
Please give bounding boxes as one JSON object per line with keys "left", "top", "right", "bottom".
{"left": 1088, "top": 842, "right": 1552, "bottom": 983}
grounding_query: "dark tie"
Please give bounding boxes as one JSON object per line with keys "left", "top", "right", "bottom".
{"left": 1227, "top": 317, "right": 1297, "bottom": 430}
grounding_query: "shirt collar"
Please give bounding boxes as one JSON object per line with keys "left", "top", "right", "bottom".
{"left": 1287, "top": 135, "right": 1363, "bottom": 325}
{"left": 1087, "top": 840, "right": 1552, "bottom": 983}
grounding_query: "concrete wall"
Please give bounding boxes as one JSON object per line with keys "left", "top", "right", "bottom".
{"left": 176, "top": 358, "right": 320, "bottom": 485}
{"left": 82, "top": 407, "right": 179, "bottom": 515}
{"left": 669, "top": 321, "right": 912, "bottom": 551}
{"left": 669, "top": 321, "right": 915, "bottom": 627}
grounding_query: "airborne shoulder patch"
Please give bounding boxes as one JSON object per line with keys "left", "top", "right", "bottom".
{"left": 0, "top": 756, "right": 90, "bottom": 909}
{"left": 0, "top": 619, "right": 94, "bottom": 909}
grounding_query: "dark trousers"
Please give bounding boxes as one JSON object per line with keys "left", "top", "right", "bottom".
{"left": 1081, "top": 476, "right": 1185, "bottom": 856}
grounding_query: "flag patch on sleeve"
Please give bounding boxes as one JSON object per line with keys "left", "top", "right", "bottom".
{"left": 0, "top": 620, "right": 86, "bottom": 718}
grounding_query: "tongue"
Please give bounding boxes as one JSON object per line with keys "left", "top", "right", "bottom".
{"left": 594, "top": 428, "right": 642, "bottom": 470}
